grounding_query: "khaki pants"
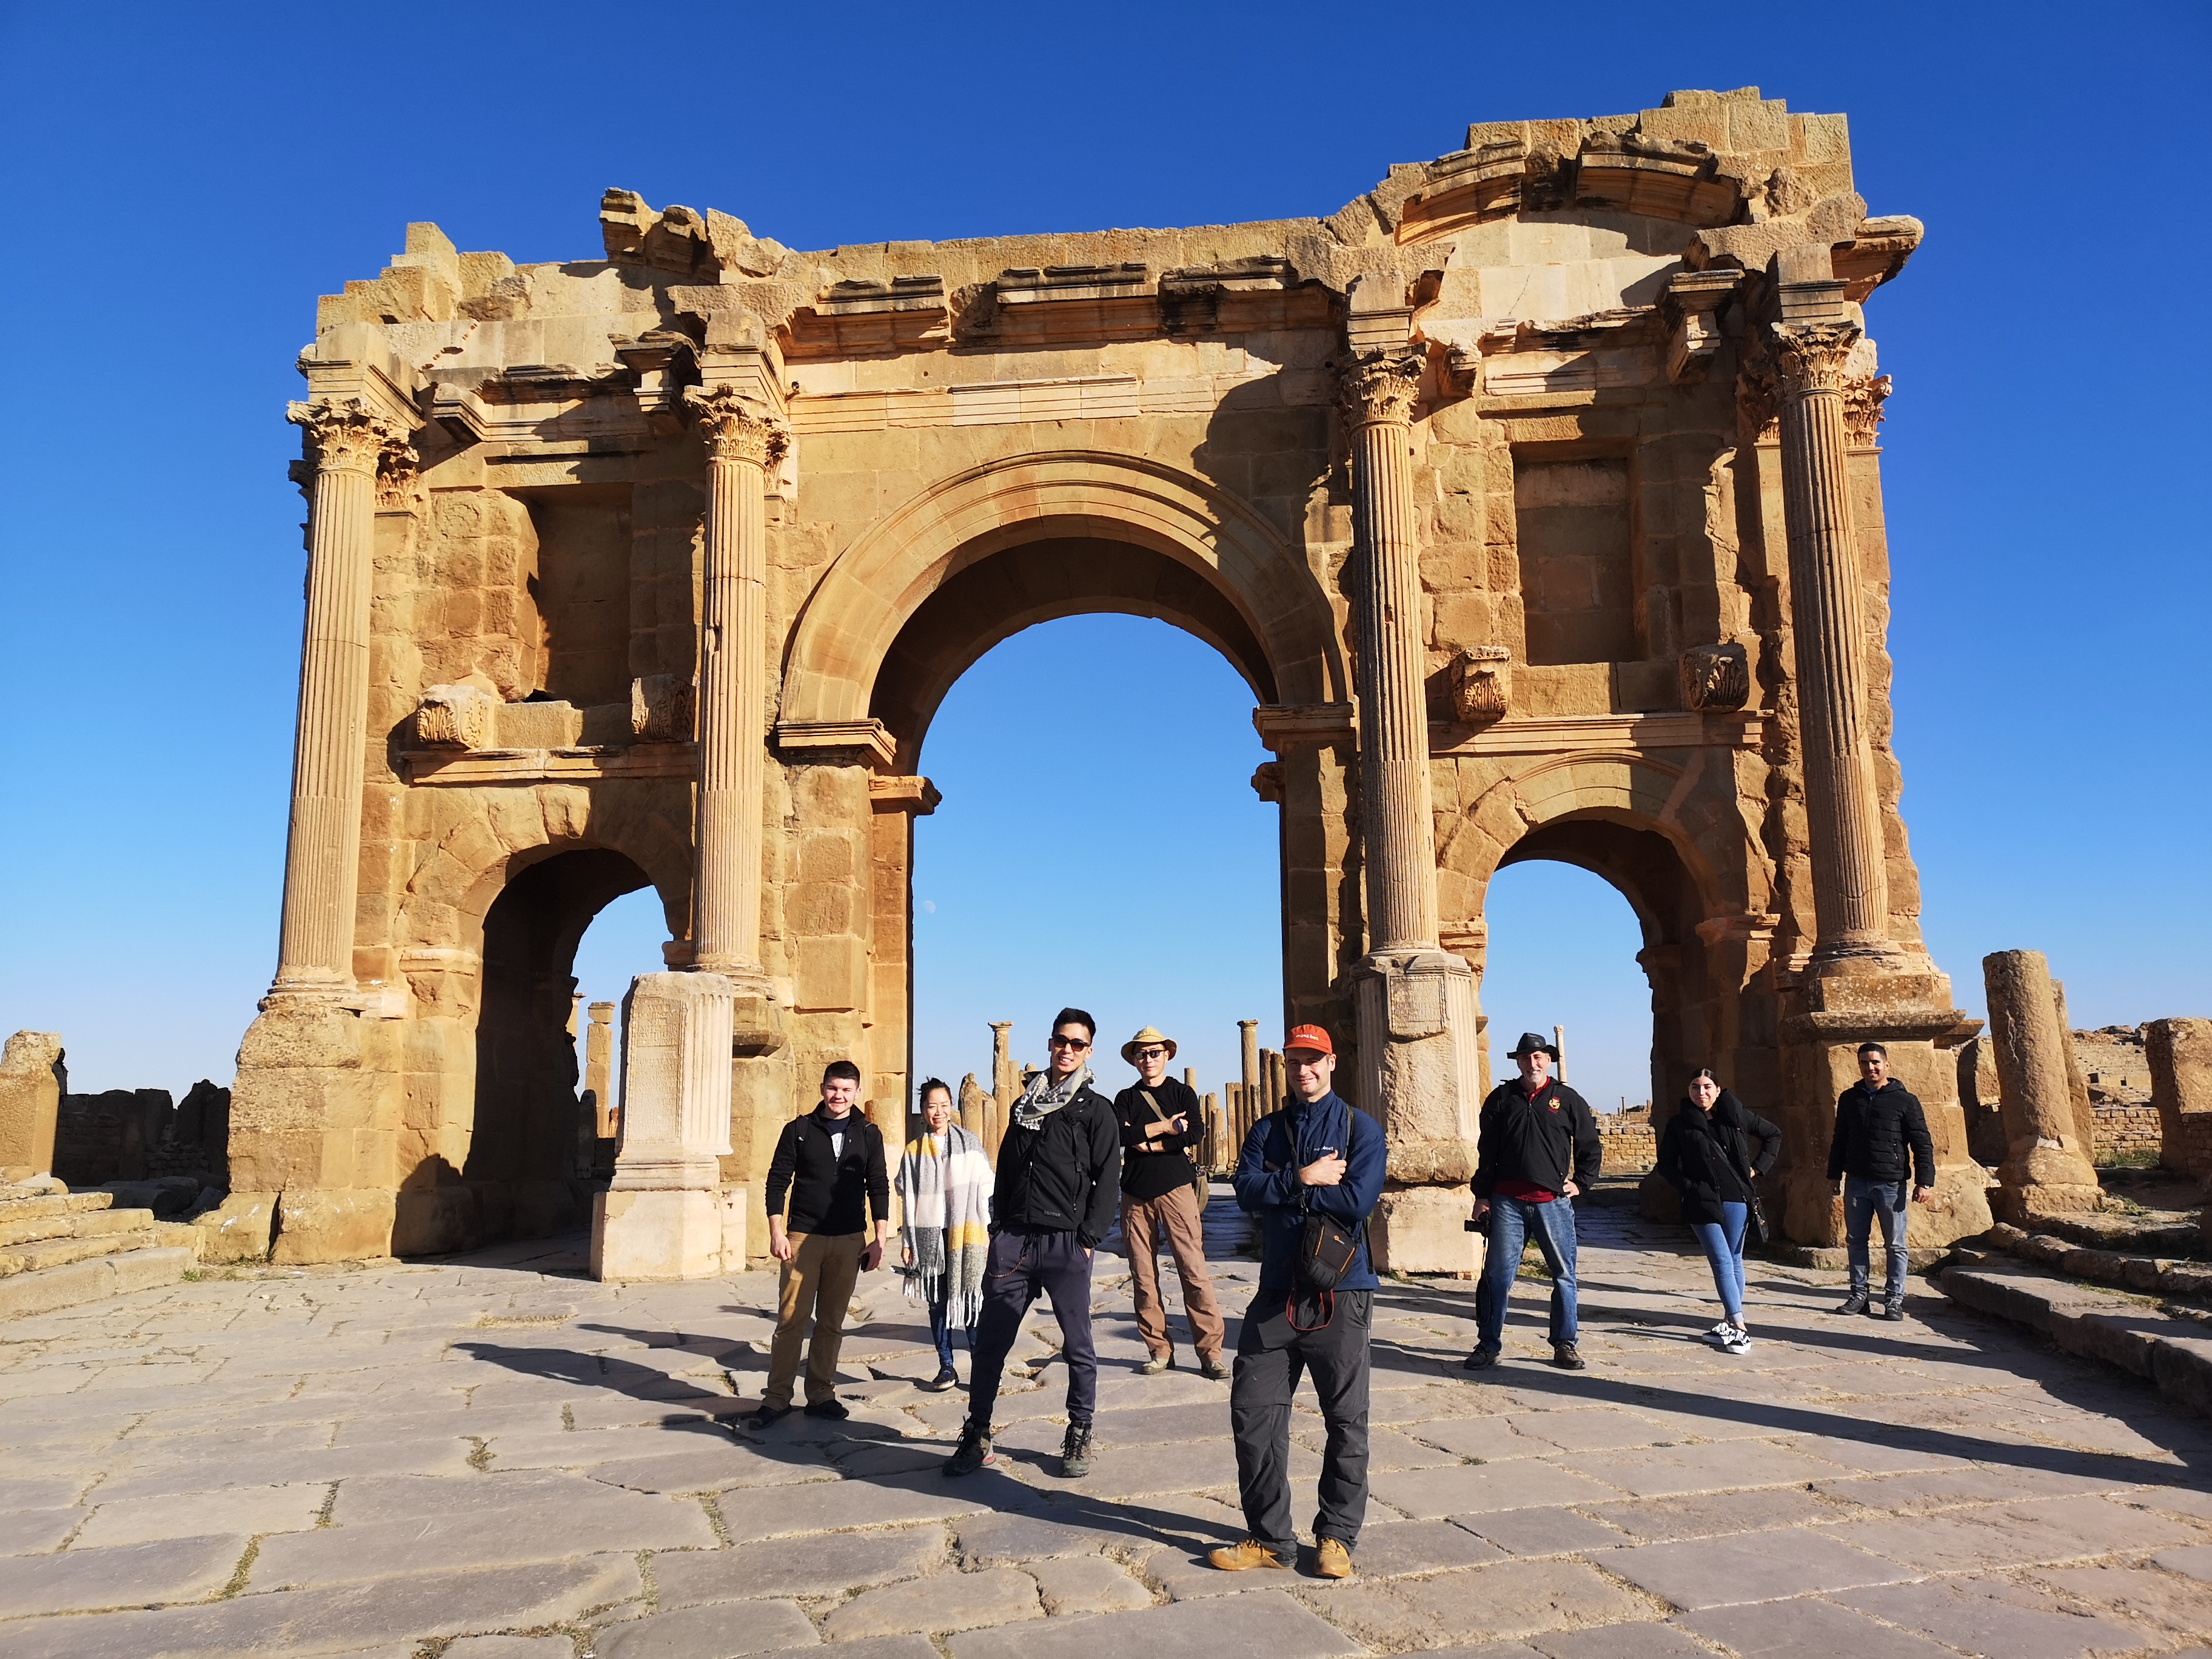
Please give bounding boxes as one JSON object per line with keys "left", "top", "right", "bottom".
{"left": 762, "top": 1230, "right": 864, "bottom": 1408}
{"left": 1122, "top": 1186, "right": 1225, "bottom": 1362}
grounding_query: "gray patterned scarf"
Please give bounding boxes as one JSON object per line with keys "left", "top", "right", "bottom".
{"left": 1013, "top": 1063, "right": 1091, "bottom": 1131}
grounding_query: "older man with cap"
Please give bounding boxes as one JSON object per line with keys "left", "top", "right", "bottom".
{"left": 1113, "top": 1025, "right": 1227, "bottom": 1379}
{"left": 1210, "top": 1024, "right": 1383, "bottom": 1582}
{"left": 1464, "top": 1031, "right": 1601, "bottom": 1373}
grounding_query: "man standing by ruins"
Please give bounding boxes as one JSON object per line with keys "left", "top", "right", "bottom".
{"left": 1114, "top": 1025, "right": 1228, "bottom": 1379}
{"left": 1828, "top": 1041, "right": 1936, "bottom": 1321}
{"left": 1464, "top": 1032, "right": 1601, "bottom": 1373}
{"left": 944, "top": 1008, "right": 1121, "bottom": 1481}
{"left": 746, "top": 1061, "right": 890, "bottom": 1430}
{"left": 1210, "top": 1025, "right": 1382, "bottom": 1581}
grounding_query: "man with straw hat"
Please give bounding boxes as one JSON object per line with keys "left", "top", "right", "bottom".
{"left": 1114, "top": 1025, "right": 1227, "bottom": 1379}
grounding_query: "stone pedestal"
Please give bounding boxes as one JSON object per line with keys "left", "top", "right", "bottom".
{"left": 1778, "top": 970, "right": 1992, "bottom": 1248}
{"left": 592, "top": 973, "right": 737, "bottom": 1281}
{"left": 0, "top": 1031, "right": 64, "bottom": 1181}
{"left": 1983, "top": 950, "right": 2103, "bottom": 1220}
{"left": 1355, "top": 950, "right": 1483, "bottom": 1276}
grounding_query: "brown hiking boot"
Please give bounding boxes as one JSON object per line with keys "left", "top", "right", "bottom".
{"left": 1314, "top": 1537, "right": 1353, "bottom": 1578}
{"left": 1208, "top": 1539, "right": 1288, "bottom": 1571}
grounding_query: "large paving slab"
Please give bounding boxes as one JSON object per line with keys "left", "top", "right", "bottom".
{"left": 2, "top": 1206, "right": 2209, "bottom": 1656}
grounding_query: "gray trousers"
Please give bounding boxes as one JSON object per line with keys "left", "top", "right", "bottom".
{"left": 1229, "top": 1287, "right": 1372, "bottom": 1555}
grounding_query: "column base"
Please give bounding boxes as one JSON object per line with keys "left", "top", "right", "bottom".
{"left": 270, "top": 1187, "right": 398, "bottom": 1264}
{"left": 592, "top": 1187, "right": 728, "bottom": 1280}
{"left": 1370, "top": 1182, "right": 1483, "bottom": 1277}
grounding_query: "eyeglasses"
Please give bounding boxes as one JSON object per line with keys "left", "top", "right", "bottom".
{"left": 1048, "top": 1035, "right": 1091, "bottom": 1050}
{"left": 1135, "top": 1046, "right": 1167, "bottom": 1059}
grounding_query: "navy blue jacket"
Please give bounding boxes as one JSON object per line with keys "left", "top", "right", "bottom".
{"left": 1232, "top": 1090, "right": 1385, "bottom": 1292}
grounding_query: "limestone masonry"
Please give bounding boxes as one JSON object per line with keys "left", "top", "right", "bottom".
{"left": 227, "top": 86, "right": 1999, "bottom": 1270}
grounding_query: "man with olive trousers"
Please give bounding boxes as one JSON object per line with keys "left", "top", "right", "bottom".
{"left": 1211, "top": 1025, "right": 1384, "bottom": 1582}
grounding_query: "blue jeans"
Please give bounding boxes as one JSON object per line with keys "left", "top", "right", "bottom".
{"left": 927, "top": 1289, "right": 975, "bottom": 1372}
{"left": 1476, "top": 1195, "right": 1578, "bottom": 1352}
{"left": 1689, "top": 1202, "right": 1749, "bottom": 1326}
{"left": 1845, "top": 1175, "right": 1911, "bottom": 1302}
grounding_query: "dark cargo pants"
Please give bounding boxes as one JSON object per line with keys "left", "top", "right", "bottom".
{"left": 965, "top": 1226, "right": 1098, "bottom": 1432}
{"left": 1230, "top": 1287, "right": 1372, "bottom": 1557}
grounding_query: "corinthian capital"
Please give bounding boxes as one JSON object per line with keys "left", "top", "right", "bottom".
{"left": 287, "top": 397, "right": 412, "bottom": 478}
{"left": 1771, "top": 321, "right": 1862, "bottom": 395}
{"left": 684, "top": 386, "right": 789, "bottom": 467}
{"left": 1842, "top": 373, "right": 1892, "bottom": 447}
{"left": 1335, "top": 343, "right": 1427, "bottom": 428}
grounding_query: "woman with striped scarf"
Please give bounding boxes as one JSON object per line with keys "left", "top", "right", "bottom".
{"left": 897, "top": 1079, "right": 994, "bottom": 1392}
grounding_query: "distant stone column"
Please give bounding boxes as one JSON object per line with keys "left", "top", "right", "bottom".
{"left": 592, "top": 972, "right": 737, "bottom": 1280}
{"left": 0, "top": 1031, "right": 64, "bottom": 1179}
{"left": 1982, "top": 950, "right": 2102, "bottom": 1218}
{"left": 1239, "top": 1021, "right": 1260, "bottom": 1093}
{"left": 2146, "top": 1018, "right": 2212, "bottom": 1180}
{"left": 988, "top": 1022, "right": 1016, "bottom": 1159}
{"left": 683, "top": 387, "right": 786, "bottom": 982}
{"left": 2049, "top": 980, "right": 2098, "bottom": 1161}
{"left": 271, "top": 398, "right": 412, "bottom": 996}
{"left": 1772, "top": 321, "right": 1894, "bottom": 967}
{"left": 585, "top": 1004, "right": 615, "bottom": 1138}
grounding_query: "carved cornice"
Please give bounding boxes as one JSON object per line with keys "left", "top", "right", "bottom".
{"left": 1843, "top": 373, "right": 1892, "bottom": 447}
{"left": 683, "top": 385, "right": 789, "bottom": 467}
{"left": 287, "top": 396, "right": 414, "bottom": 481}
{"left": 1333, "top": 343, "right": 1427, "bottom": 429}
{"left": 1771, "top": 320, "right": 1862, "bottom": 396}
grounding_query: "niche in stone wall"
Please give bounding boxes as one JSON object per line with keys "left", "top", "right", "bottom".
{"left": 1514, "top": 452, "right": 1637, "bottom": 666}
{"left": 518, "top": 485, "right": 634, "bottom": 708}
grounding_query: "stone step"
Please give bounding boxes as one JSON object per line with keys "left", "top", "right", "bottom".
{"left": 0, "top": 1188, "right": 115, "bottom": 1220}
{"left": 1938, "top": 1258, "right": 2212, "bottom": 1418}
{"left": 0, "top": 1245, "right": 193, "bottom": 1321}
{"left": 0, "top": 1204, "right": 151, "bottom": 1250}
{"left": 0, "top": 1221, "right": 161, "bottom": 1277}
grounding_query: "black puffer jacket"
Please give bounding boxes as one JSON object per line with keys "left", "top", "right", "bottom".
{"left": 1657, "top": 1092, "right": 1780, "bottom": 1225}
{"left": 1826, "top": 1080, "right": 1936, "bottom": 1188}
{"left": 993, "top": 1081, "right": 1122, "bottom": 1247}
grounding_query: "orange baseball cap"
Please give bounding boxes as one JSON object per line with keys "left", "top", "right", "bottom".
{"left": 1284, "top": 1024, "right": 1335, "bottom": 1056}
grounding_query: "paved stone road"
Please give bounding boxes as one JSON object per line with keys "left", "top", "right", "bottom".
{"left": 4, "top": 1199, "right": 2211, "bottom": 1658}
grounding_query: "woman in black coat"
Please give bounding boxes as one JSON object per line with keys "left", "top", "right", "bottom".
{"left": 1656, "top": 1068, "right": 1780, "bottom": 1354}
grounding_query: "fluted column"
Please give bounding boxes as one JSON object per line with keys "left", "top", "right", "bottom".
{"left": 1773, "top": 320, "right": 1892, "bottom": 964}
{"left": 270, "top": 397, "right": 410, "bottom": 996}
{"left": 1341, "top": 343, "right": 1440, "bottom": 954}
{"left": 683, "top": 387, "right": 786, "bottom": 982}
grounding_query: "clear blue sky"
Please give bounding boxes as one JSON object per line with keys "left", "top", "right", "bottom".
{"left": 4, "top": 2, "right": 2205, "bottom": 1112}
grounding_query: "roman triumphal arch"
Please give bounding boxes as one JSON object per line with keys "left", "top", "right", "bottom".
{"left": 221, "top": 85, "right": 1993, "bottom": 1270}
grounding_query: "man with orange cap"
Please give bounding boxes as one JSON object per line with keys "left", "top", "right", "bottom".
{"left": 1208, "top": 1024, "right": 1382, "bottom": 1582}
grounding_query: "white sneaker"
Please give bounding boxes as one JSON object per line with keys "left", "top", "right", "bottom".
{"left": 1707, "top": 1320, "right": 1733, "bottom": 1338}
{"left": 1721, "top": 1327, "right": 1753, "bottom": 1355}
{"left": 1703, "top": 1326, "right": 1736, "bottom": 1349}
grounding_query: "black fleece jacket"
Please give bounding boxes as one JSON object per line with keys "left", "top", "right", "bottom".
{"left": 1826, "top": 1079, "right": 1936, "bottom": 1188}
{"left": 1657, "top": 1092, "right": 1781, "bottom": 1225}
{"left": 764, "top": 1107, "right": 890, "bottom": 1236}
{"left": 1472, "top": 1078, "right": 1603, "bottom": 1199}
{"left": 993, "top": 1080, "right": 1122, "bottom": 1246}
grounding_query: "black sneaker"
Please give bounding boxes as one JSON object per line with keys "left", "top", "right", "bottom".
{"left": 803, "top": 1398, "right": 851, "bottom": 1419}
{"left": 1837, "top": 1290, "right": 1869, "bottom": 1316}
{"left": 1551, "top": 1342, "right": 1587, "bottom": 1372}
{"left": 923, "top": 1367, "right": 959, "bottom": 1392}
{"left": 745, "top": 1403, "right": 793, "bottom": 1432}
{"left": 1879, "top": 1301, "right": 1906, "bottom": 1321}
{"left": 1463, "top": 1347, "right": 1501, "bottom": 1371}
{"left": 1060, "top": 1420, "right": 1095, "bottom": 1479}
{"left": 943, "top": 1425, "right": 993, "bottom": 1476}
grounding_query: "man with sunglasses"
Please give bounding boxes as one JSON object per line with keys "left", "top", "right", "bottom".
{"left": 945, "top": 1007, "right": 1121, "bottom": 1481}
{"left": 1113, "top": 1025, "right": 1227, "bottom": 1379}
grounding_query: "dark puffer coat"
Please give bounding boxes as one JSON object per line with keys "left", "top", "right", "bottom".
{"left": 1826, "top": 1079, "right": 1936, "bottom": 1189}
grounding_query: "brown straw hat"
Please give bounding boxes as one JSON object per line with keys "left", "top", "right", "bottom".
{"left": 1121, "top": 1026, "right": 1179, "bottom": 1065}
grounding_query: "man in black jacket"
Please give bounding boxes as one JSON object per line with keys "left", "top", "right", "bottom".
{"left": 748, "top": 1061, "right": 890, "bottom": 1430}
{"left": 1464, "top": 1031, "right": 1602, "bottom": 1372}
{"left": 1113, "top": 1025, "right": 1226, "bottom": 1379}
{"left": 945, "top": 1007, "right": 1121, "bottom": 1481}
{"left": 1827, "top": 1042, "right": 1936, "bottom": 1320}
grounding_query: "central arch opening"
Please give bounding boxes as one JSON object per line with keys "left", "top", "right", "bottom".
{"left": 907, "top": 609, "right": 1283, "bottom": 1114}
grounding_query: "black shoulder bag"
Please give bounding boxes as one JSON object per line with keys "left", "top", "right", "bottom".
{"left": 1289, "top": 1107, "right": 1367, "bottom": 1330}
{"left": 1718, "top": 1113, "right": 1769, "bottom": 1247}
